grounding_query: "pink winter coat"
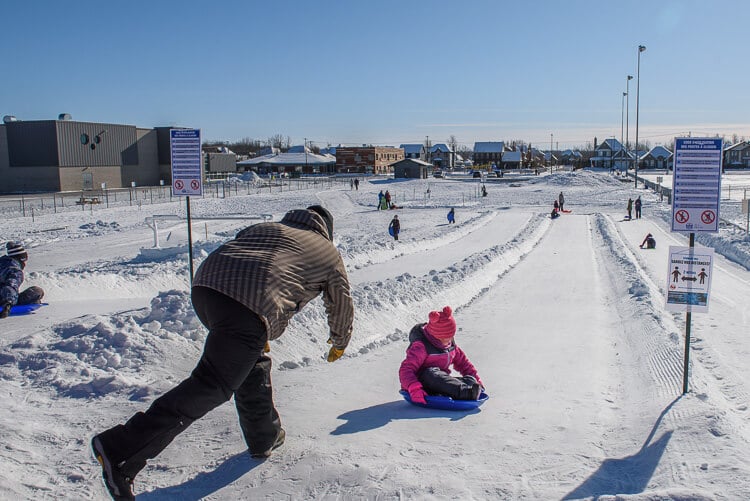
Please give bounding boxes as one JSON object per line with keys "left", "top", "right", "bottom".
{"left": 399, "top": 324, "right": 482, "bottom": 390}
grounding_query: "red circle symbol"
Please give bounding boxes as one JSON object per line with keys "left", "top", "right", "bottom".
{"left": 701, "top": 210, "right": 715, "bottom": 224}
{"left": 174, "top": 180, "right": 184, "bottom": 190}
{"left": 675, "top": 210, "right": 689, "bottom": 224}
{"left": 190, "top": 179, "right": 200, "bottom": 190}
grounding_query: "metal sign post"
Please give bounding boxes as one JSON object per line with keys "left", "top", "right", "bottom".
{"left": 669, "top": 137, "right": 722, "bottom": 394}
{"left": 170, "top": 129, "right": 203, "bottom": 285}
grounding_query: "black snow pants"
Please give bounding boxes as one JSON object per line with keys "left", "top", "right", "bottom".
{"left": 419, "top": 367, "right": 479, "bottom": 400}
{"left": 96, "top": 286, "right": 281, "bottom": 478}
{"left": 17, "top": 286, "right": 44, "bottom": 305}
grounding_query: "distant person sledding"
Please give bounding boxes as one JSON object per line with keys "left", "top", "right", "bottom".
{"left": 447, "top": 208, "right": 455, "bottom": 224}
{"left": 1, "top": 241, "right": 45, "bottom": 319}
{"left": 399, "top": 306, "right": 487, "bottom": 410}
{"left": 640, "top": 233, "right": 656, "bottom": 249}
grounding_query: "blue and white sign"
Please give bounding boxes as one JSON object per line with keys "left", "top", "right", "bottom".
{"left": 170, "top": 129, "right": 203, "bottom": 197}
{"left": 665, "top": 246, "right": 714, "bottom": 313}
{"left": 671, "top": 137, "right": 722, "bottom": 233}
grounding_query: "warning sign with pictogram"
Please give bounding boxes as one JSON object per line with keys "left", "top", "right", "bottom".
{"left": 671, "top": 137, "right": 722, "bottom": 233}
{"left": 170, "top": 129, "right": 203, "bottom": 197}
{"left": 665, "top": 246, "right": 714, "bottom": 313}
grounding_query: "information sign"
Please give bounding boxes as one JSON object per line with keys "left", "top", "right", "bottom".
{"left": 665, "top": 246, "right": 714, "bottom": 313}
{"left": 170, "top": 129, "right": 202, "bottom": 197}
{"left": 671, "top": 138, "right": 722, "bottom": 232}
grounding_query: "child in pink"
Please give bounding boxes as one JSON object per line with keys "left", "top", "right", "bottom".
{"left": 399, "top": 306, "right": 484, "bottom": 404}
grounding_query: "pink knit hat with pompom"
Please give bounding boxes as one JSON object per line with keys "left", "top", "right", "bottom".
{"left": 424, "top": 306, "right": 457, "bottom": 340}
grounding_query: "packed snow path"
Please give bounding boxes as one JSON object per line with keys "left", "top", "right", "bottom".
{"left": 2, "top": 172, "right": 750, "bottom": 499}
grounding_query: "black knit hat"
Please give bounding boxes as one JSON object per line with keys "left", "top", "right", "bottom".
{"left": 6, "top": 241, "right": 27, "bottom": 261}
{"left": 307, "top": 205, "right": 333, "bottom": 240}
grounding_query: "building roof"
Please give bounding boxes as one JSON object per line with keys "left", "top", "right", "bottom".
{"left": 598, "top": 138, "right": 624, "bottom": 151}
{"left": 391, "top": 158, "right": 432, "bottom": 167}
{"left": 502, "top": 151, "right": 522, "bottom": 162}
{"left": 237, "top": 152, "right": 334, "bottom": 166}
{"left": 431, "top": 143, "right": 453, "bottom": 153}
{"left": 400, "top": 144, "right": 424, "bottom": 154}
{"left": 474, "top": 141, "right": 504, "bottom": 153}
{"left": 646, "top": 145, "right": 672, "bottom": 159}
{"left": 725, "top": 141, "right": 750, "bottom": 152}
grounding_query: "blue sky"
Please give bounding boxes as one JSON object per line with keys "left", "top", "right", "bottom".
{"left": 3, "top": 0, "right": 748, "bottom": 149}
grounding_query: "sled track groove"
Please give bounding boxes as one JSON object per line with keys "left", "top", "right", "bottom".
{"left": 288, "top": 212, "right": 552, "bottom": 357}
{"left": 594, "top": 214, "right": 683, "bottom": 397}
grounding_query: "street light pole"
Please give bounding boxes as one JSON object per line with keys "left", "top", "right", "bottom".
{"left": 550, "top": 133, "right": 553, "bottom": 173}
{"left": 626, "top": 75, "right": 633, "bottom": 170}
{"left": 620, "top": 91, "right": 626, "bottom": 172}
{"left": 634, "top": 45, "right": 646, "bottom": 188}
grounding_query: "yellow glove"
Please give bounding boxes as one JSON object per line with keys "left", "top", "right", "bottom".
{"left": 327, "top": 346, "right": 345, "bottom": 362}
{"left": 264, "top": 341, "right": 271, "bottom": 353}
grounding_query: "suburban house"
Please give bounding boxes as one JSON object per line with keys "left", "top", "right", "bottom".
{"left": 724, "top": 141, "right": 750, "bottom": 168}
{"left": 559, "top": 149, "right": 584, "bottom": 168}
{"left": 473, "top": 142, "right": 505, "bottom": 166}
{"left": 501, "top": 150, "right": 522, "bottom": 169}
{"left": 430, "top": 143, "right": 455, "bottom": 170}
{"left": 335, "top": 146, "right": 404, "bottom": 175}
{"left": 391, "top": 158, "right": 431, "bottom": 179}
{"left": 590, "top": 138, "right": 629, "bottom": 170}
{"left": 641, "top": 145, "right": 673, "bottom": 170}
{"left": 400, "top": 144, "right": 427, "bottom": 160}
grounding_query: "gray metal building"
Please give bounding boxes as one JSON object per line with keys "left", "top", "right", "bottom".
{"left": 0, "top": 115, "right": 184, "bottom": 193}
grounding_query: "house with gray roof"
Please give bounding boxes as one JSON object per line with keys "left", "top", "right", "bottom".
{"left": 400, "top": 144, "right": 427, "bottom": 160}
{"left": 473, "top": 142, "right": 504, "bottom": 166}
{"left": 430, "top": 143, "right": 455, "bottom": 169}
{"left": 590, "top": 138, "right": 631, "bottom": 169}
{"left": 641, "top": 145, "right": 672, "bottom": 170}
{"left": 724, "top": 141, "right": 750, "bottom": 168}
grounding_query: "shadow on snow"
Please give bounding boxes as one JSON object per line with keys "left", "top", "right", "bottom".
{"left": 138, "top": 451, "right": 262, "bottom": 501}
{"left": 562, "top": 396, "right": 680, "bottom": 500}
{"left": 331, "top": 399, "right": 479, "bottom": 435}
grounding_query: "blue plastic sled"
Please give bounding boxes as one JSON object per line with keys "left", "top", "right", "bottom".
{"left": 388, "top": 227, "right": 395, "bottom": 237}
{"left": 399, "top": 389, "right": 489, "bottom": 411}
{"left": 9, "top": 303, "right": 49, "bottom": 316}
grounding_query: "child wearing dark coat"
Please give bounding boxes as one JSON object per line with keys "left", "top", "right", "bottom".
{"left": 0, "top": 242, "right": 45, "bottom": 318}
{"left": 399, "top": 306, "right": 483, "bottom": 404}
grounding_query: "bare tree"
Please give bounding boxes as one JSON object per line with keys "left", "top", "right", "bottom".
{"left": 446, "top": 135, "right": 458, "bottom": 152}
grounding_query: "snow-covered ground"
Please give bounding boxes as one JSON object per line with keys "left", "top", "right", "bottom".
{"left": 1, "top": 169, "right": 750, "bottom": 500}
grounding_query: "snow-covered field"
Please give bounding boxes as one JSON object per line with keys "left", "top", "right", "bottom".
{"left": 1, "top": 169, "right": 750, "bottom": 500}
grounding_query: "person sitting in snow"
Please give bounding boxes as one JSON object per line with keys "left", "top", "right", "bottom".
{"left": 0, "top": 241, "right": 45, "bottom": 318}
{"left": 640, "top": 233, "right": 656, "bottom": 249}
{"left": 399, "top": 306, "right": 484, "bottom": 404}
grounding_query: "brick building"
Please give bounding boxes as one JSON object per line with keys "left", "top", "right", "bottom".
{"left": 335, "top": 146, "right": 404, "bottom": 174}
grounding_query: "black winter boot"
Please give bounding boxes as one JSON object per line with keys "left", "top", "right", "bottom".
{"left": 250, "top": 428, "right": 286, "bottom": 459}
{"left": 91, "top": 435, "right": 135, "bottom": 501}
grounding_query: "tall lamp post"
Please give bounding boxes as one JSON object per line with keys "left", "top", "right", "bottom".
{"left": 620, "top": 91, "right": 626, "bottom": 172}
{"left": 625, "top": 75, "right": 633, "bottom": 170}
{"left": 634, "top": 45, "right": 646, "bottom": 188}
{"left": 550, "top": 133, "right": 553, "bottom": 173}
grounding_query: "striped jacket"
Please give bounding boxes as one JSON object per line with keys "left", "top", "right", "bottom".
{"left": 192, "top": 209, "right": 354, "bottom": 348}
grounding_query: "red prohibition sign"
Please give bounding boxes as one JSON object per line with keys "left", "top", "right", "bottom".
{"left": 701, "top": 210, "right": 716, "bottom": 224}
{"left": 190, "top": 179, "right": 200, "bottom": 190}
{"left": 675, "top": 210, "right": 689, "bottom": 224}
{"left": 174, "top": 179, "right": 184, "bottom": 190}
